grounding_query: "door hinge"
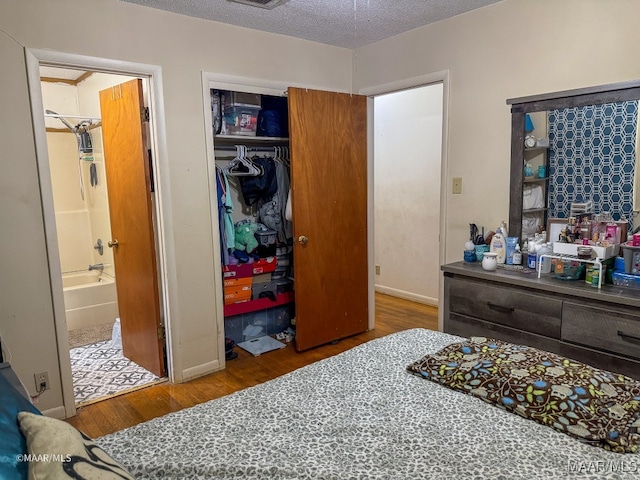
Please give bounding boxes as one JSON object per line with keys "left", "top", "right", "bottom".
{"left": 141, "top": 106, "right": 150, "bottom": 122}
{"left": 157, "top": 324, "right": 165, "bottom": 340}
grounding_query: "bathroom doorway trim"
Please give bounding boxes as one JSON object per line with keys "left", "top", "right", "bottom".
{"left": 25, "top": 48, "right": 178, "bottom": 418}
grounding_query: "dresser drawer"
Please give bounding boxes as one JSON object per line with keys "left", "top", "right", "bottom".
{"left": 447, "top": 276, "right": 562, "bottom": 338}
{"left": 562, "top": 302, "right": 640, "bottom": 361}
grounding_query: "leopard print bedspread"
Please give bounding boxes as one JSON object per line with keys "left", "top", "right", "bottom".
{"left": 98, "top": 329, "right": 640, "bottom": 479}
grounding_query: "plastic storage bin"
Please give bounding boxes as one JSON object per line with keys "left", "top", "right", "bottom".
{"left": 620, "top": 242, "right": 640, "bottom": 275}
{"left": 255, "top": 229, "right": 277, "bottom": 246}
{"left": 223, "top": 91, "right": 261, "bottom": 108}
{"left": 554, "top": 259, "right": 585, "bottom": 280}
{"left": 224, "top": 106, "right": 259, "bottom": 136}
{"left": 224, "top": 302, "right": 294, "bottom": 345}
{"left": 612, "top": 270, "right": 640, "bottom": 289}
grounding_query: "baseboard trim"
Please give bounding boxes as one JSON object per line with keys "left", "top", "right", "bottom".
{"left": 374, "top": 285, "right": 438, "bottom": 307}
{"left": 182, "top": 360, "right": 221, "bottom": 382}
{"left": 42, "top": 405, "right": 66, "bottom": 419}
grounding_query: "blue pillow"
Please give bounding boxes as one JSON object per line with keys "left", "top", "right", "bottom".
{"left": 0, "top": 366, "right": 41, "bottom": 480}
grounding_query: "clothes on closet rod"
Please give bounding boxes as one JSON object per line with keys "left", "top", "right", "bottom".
{"left": 216, "top": 166, "right": 235, "bottom": 266}
{"left": 215, "top": 145, "right": 293, "bottom": 261}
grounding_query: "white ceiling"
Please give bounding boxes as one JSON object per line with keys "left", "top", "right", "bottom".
{"left": 120, "top": 0, "right": 502, "bottom": 49}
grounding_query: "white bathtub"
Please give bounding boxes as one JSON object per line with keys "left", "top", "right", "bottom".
{"left": 62, "top": 271, "right": 119, "bottom": 331}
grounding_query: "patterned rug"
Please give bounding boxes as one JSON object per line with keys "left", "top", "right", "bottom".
{"left": 70, "top": 340, "right": 161, "bottom": 406}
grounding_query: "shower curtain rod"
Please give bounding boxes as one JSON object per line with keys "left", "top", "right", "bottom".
{"left": 44, "top": 113, "right": 101, "bottom": 122}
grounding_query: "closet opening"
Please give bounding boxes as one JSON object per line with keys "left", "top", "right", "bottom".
{"left": 204, "top": 74, "right": 371, "bottom": 365}
{"left": 212, "top": 88, "right": 295, "bottom": 358}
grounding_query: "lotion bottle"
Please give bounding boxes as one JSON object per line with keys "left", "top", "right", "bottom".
{"left": 490, "top": 227, "right": 506, "bottom": 264}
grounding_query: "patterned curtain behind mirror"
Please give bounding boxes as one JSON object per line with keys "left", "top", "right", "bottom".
{"left": 548, "top": 101, "right": 638, "bottom": 229}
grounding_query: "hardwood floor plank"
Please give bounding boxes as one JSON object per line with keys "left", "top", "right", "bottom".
{"left": 66, "top": 293, "right": 438, "bottom": 437}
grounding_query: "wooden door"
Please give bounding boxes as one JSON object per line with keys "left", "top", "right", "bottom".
{"left": 99, "top": 79, "right": 165, "bottom": 377}
{"left": 288, "top": 87, "right": 369, "bottom": 351}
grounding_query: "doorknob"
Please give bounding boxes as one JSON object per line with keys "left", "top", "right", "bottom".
{"left": 298, "top": 235, "right": 308, "bottom": 245}
{"left": 108, "top": 239, "right": 119, "bottom": 248}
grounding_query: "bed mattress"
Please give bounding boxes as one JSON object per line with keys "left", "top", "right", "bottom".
{"left": 97, "top": 328, "right": 640, "bottom": 479}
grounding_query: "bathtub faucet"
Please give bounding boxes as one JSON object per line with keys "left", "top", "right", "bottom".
{"left": 88, "top": 263, "right": 104, "bottom": 272}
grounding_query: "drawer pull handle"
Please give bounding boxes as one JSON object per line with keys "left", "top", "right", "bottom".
{"left": 617, "top": 330, "right": 640, "bottom": 343}
{"left": 487, "top": 302, "right": 515, "bottom": 314}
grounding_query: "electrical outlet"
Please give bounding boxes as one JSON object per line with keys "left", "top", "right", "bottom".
{"left": 452, "top": 177, "right": 463, "bottom": 194}
{"left": 375, "top": 265, "right": 381, "bottom": 275}
{"left": 34, "top": 371, "right": 50, "bottom": 392}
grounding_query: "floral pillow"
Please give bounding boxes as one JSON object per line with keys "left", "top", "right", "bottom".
{"left": 407, "top": 337, "right": 640, "bottom": 453}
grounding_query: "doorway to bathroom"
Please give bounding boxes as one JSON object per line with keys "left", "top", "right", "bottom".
{"left": 39, "top": 67, "right": 167, "bottom": 407}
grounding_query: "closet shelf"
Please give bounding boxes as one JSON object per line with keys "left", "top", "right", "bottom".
{"left": 215, "top": 134, "right": 289, "bottom": 144}
{"left": 224, "top": 292, "right": 294, "bottom": 317}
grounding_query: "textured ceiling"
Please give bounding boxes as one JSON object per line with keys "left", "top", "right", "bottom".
{"left": 120, "top": 0, "right": 502, "bottom": 49}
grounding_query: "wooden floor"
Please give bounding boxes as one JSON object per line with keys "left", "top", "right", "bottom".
{"left": 66, "top": 293, "right": 438, "bottom": 438}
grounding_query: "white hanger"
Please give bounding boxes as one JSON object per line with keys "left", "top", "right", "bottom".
{"left": 224, "top": 145, "right": 261, "bottom": 176}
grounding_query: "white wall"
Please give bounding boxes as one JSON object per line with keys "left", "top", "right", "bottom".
{"left": 5, "top": 0, "right": 640, "bottom": 416}
{"left": 374, "top": 84, "right": 443, "bottom": 305}
{"left": 0, "top": 0, "right": 351, "bottom": 415}
{"left": 354, "top": 0, "right": 640, "bottom": 264}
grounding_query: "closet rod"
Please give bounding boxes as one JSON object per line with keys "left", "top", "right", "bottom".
{"left": 214, "top": 145, "right": 279, "bottom": 153}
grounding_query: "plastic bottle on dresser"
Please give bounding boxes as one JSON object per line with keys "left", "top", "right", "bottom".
{"left": 538, "top": 242, "right": 553, "bottom": 274}
{"left": 512, "top": 244, "right": 522, "bottom": 265}
{"left": 490, "top": 225, "right": 507, "bottom": 264}
{"left": 527, "top": 233, "right": 542, "bottom": 270}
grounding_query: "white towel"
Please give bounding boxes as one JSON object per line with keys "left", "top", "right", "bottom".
{"left": 523, "top": 184, "right": 544, "bottom": 210}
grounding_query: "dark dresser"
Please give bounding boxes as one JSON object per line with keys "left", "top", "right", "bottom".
{"left": 442, "top": 262, "right": 640, "bottom": 379}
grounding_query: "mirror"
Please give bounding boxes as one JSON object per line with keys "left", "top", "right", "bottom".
{"left": 507, "top": 81, "right": 640, "bottom": 242}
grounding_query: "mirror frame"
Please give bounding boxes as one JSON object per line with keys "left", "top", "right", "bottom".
{"left": 507, "top": 80, "right": 640, "bottom": 241}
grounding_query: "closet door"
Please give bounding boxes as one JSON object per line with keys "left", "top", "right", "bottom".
{"left": 288, "top": 87, "right": 368, "bottom": 351}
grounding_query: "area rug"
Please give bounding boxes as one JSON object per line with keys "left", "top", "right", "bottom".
{"left": 70, "top": 340, "right": 161, "bottom": 405}
{"left": 68, "top": 323, "right": 113, "bottom": 349}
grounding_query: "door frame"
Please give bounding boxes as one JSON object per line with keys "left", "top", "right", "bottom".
{"left": 359, "top": 70, "right": 450, "bottom": 331}
{"left": 25, "top": 49, "right": 178, "bottom": 418}
{"left": 200, "top": 72, "right": 376, "bottom": 368}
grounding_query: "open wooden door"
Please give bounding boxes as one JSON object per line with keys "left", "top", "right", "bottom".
{"left": 99, "top": 79, "right": 166, "bottom": 377}
{"left": 288, "top": 87, "right": 368, "bottom": 351}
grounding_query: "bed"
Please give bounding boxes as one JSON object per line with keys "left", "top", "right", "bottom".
{"left": 7, "top": 329, "right": 640, "bottom": 479}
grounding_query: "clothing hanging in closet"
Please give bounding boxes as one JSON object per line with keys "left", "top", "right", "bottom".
{"left": 216, "top": 166, "right": 235, "bottom": 266}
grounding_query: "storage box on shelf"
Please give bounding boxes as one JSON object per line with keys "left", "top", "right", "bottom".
{"left": 223, "top": 106, "right": 260, "bottom": 136}
{"left": 620, "top": 242, "right": 640, "bottom": 274}
{"left": 223, "top": 277, "right": 252, "bottom": 305}
{"left": 222, "top": 91, "right": 261, "bottom": 109}
{"left": 552, "top": 242, "right": 619, "bottom": 260}
{"left": 223, "top": 257, "right": 277, "bottom": 279}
